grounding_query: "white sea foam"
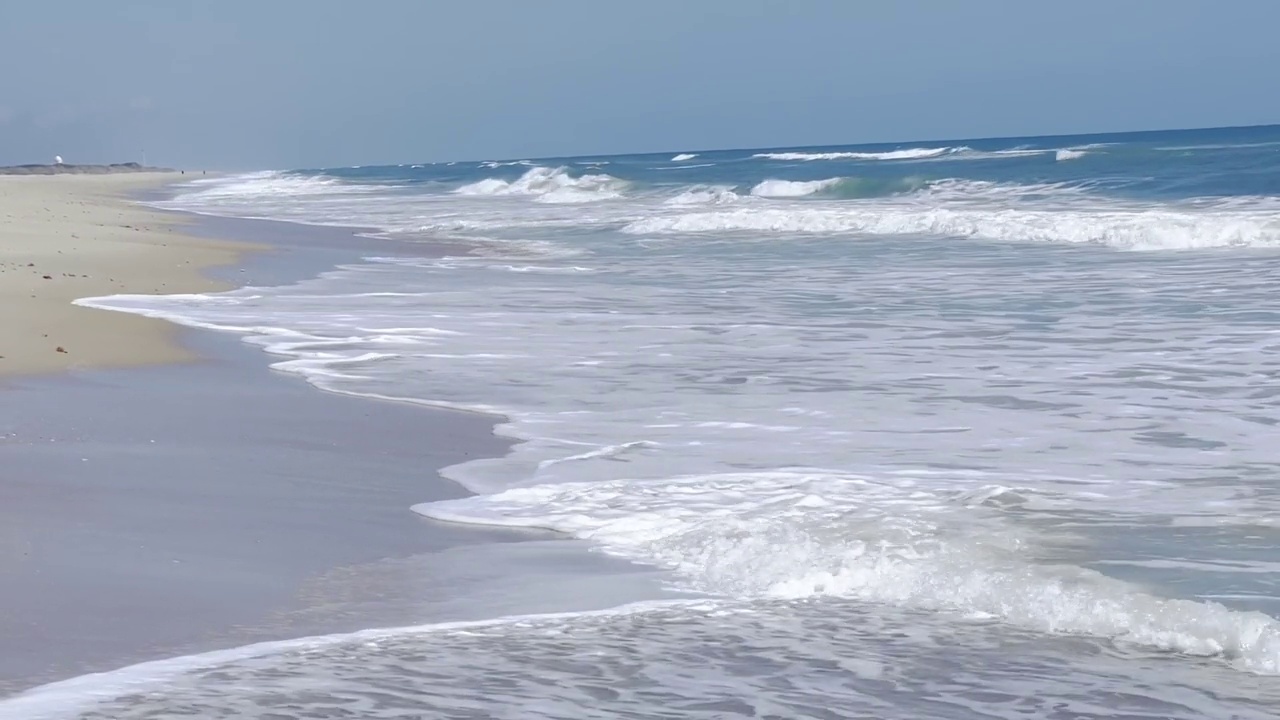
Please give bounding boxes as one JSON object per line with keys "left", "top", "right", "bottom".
{"left": 649, "top": 162, "right": 717, "bottom": 171}
{"left": 623, "top": 208, "right": 1280, "bottom": 249}
{"left": 417, "top": 470, "right": 1280, "bottom": 673}
{"left": 454, "top": 166, "right": 627, "bottom": 203}
{"left": 487, "top": 264, "right": 595, "bottom": 274}
{"left": 664, "top": 184, "right": 741, "bottom": 205}
{"left": 0, "top": 601, "right": 700, "bottom": 720}
{"left": 158, "top": 170, "right": 1280, "bottom": 253}
{"left": 170, "top": 171, "right": 380, "bottom": 201}
{"left": 19, "top": 599, "right": 1280, "bottom": 720}
{"left": 622, "top": 183, "right": 1280, "bottom": 250}
{"left": 87, "top": 143, "right": 1280, "bottom": 713}
{"left": 671, "top": 153, "right": 699, "bottom": 161}
{"left": 752, "top": 146, "right": 1108, "bottom": 164}
{"left": 749, "top": 177, "right": 842, "bottom": 197}
{"left": 755, "top": 147, "right": 960, "bottom": 161}
{"left": 988, "top": 147, "right": 1051, "bottom": 158}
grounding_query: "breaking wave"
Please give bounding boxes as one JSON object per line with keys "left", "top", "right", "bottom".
{"left": 455, "top": 166, "right": 628, "bottom": 203}
{"left": 665, "top": 184, "right": 742, "bottom": 205}
{"left": 65, "top": 128, "right": 1280, "bottom": 720}
{"left": 754, "top": 145, "right": 1103, "bottom": 164}
{"left": 160, "top": 167, "right": 1280, "bottom": 253}
{"left": 750, "top": 176, "right": 931, "bottom": 198}
{"left": 750, "top": 178, "right": 844, "bottom": 197}
{"left": 624, "top": 179, "right": 1280, "bottom": 250}
{"left": 622, "top": 203, "right": 1280, "bottom": 250}
{"left": 169, "top": 171, "right": 383, "bottom": 202}
{"left": 756, "top": 147, "right": 961, "bottom": 161}
{"left": 417, "top": 470, "right": 1280, "bottom": 674}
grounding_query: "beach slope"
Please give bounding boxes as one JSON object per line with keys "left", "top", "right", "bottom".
{"left": 0, "top": 174, "right": 252, "bottom": 376}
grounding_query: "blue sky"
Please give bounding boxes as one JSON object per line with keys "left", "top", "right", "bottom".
{"left": 2, "top": 1, "right": 1278, "bottom": 169}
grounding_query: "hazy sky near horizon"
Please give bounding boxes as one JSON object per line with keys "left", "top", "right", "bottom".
{"left": 2, "top": 1, "right": 1278, "bottom": 169}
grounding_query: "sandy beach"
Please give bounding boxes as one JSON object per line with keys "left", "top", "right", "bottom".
{"left": 0, "top": 174, "right": 254, "bottom": 377}
{"left": 0, "top": 181, "right": 665, "bottom": 699}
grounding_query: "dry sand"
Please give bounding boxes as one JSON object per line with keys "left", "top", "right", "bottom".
{"left": 0, "top": 173, "right": 256, "bottom": 376}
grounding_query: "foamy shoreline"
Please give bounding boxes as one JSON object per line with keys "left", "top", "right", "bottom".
{"left": 0, "top": 185, "right": 662, "bottom": 708}
{"left": 0, "top": 173, "right": 257, "bottom": 377}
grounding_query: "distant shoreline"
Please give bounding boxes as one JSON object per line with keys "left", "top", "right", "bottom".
{"left": 0, "top": 172, "right": 253, "bottom": 376}
{"left": 0, "top": 162, "right": 173, "bottom": 176}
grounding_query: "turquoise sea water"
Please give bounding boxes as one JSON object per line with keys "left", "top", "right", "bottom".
{"left": 8, "top": 125, "right": 1280, "bottom": 718}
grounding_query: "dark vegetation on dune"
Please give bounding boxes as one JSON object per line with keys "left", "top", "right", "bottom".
{"left": 0, "top": 162, "right": 173, "bottom": 175}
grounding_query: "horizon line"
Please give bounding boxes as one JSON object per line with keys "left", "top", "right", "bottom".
{"left": 287, "top": 120, "right": 1280, "bottom": 172}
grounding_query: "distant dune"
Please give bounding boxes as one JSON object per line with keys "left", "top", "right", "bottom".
{"left": 0, "top": 162, "right": 173, "bottom": 176}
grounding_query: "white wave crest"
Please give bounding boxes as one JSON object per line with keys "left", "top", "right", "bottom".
{"left": 665, "top": 185, "right": 742, "bottom": 205}
{"left": 749, "top": 178, "right": 843, "bottom": 198}
{"left": 623, "top": 184, "right": 1280, "bottom": 250}
{"left": 755, "top": 146, "right": 1101, "bottom": 164}
{"left": 455, "top": 166, "right": 627, "bottom": 203}
{"left": 755, "top": 147, "right": 960, "bottom": 162}
{"left": 671, "top": 153, "right": 699, "bottom": 162}
{"left": 171, "top": 171, "right": 381, "bottom": 202}
{"left": 417, "top": 470, "right": 1280, "bottom": 674}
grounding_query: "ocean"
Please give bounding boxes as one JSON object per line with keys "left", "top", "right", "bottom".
{"left": 15, "top": 125, "right": 1280, "bottom": 717}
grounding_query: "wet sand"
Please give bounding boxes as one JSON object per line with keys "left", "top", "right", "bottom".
{"left": 0, "top": 334, "right": 516, "bottom": 692}
{"left": 0, "top": 189, "right": 668, "bottom": 698}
